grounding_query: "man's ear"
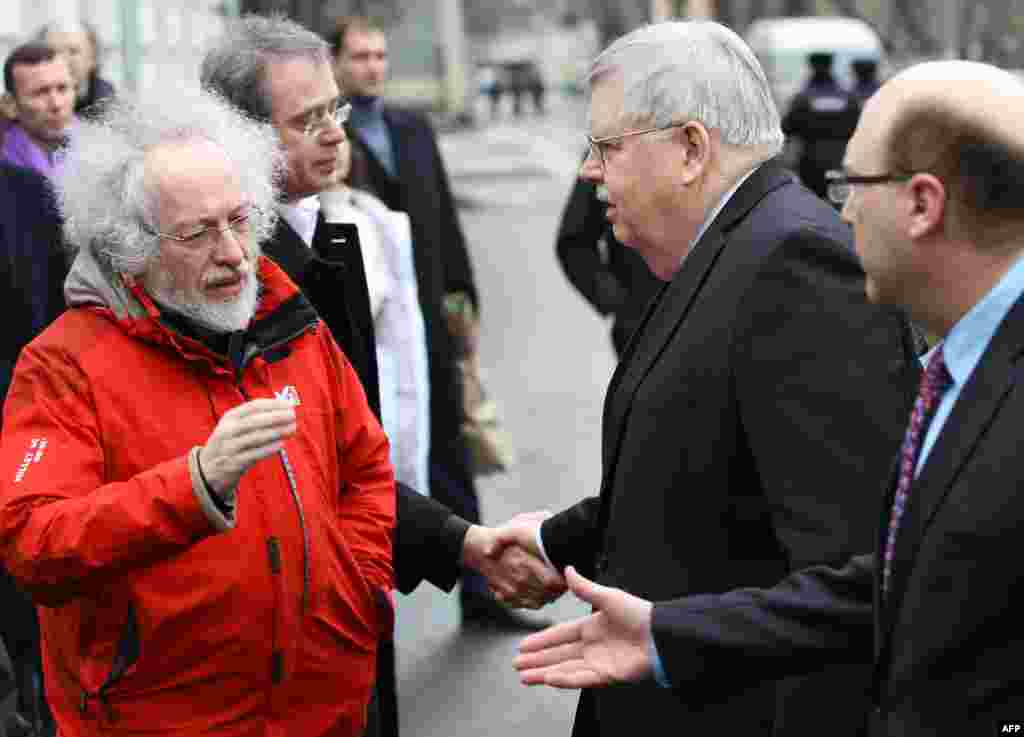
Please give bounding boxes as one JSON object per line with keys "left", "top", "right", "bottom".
{"left": 677, "top": 122, "right": 711, "bottom": 185}
{"left": 907, "top": 173, "right": 945, "bottom": 239}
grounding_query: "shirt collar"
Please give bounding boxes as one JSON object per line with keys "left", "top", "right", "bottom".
{"left": 277, "top": 195, "right": 320, "bottom": 247}
{"left": 349, "top": 96, "right": 384, "bottom": 125}
{"left": 935, "top": 249, "right": 1024, "bottom": 387}
{"left": 685, "top": 164, "right": 761, "bottom": 262}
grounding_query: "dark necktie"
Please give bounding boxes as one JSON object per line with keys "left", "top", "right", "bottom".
{"left": 882, "top": 349, "right": 953, "bottom": 595}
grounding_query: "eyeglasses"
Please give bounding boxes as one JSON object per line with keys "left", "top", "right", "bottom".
{"left": 825, "top": 169, "right": 916, "bottom": 207}
{"left": 301, "top": 100, "right": 351, "bottom": 140}
{"left": 144, "top": 205, "right": 256, "bottom": 246}
{"left": 586, "top": 121, "right": 687, "bottom": 169}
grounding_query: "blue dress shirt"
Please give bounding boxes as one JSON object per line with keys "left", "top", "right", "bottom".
{"left": 349, "top": 97, "right": 397, "bottom": 178}
{"left": 653, "top": 250, "right": 1024, "bottom": 687}
{"left": 917, "top": 251, "right": 1024, "bottom": 474}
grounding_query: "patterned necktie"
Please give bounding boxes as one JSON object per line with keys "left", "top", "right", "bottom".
{"left": 882, "top": 349, "right": 954, "bottom": 596}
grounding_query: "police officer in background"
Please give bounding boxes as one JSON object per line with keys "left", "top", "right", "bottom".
{"left": 851, "top": 58, "right": 882, "bottom": 103}
{"left": 555, "top": 175, "right": 662, "bottom": 357}
{"left": 782, "top": 52, "right": 860, "bottom": 201}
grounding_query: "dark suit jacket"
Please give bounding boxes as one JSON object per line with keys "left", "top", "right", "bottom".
{"left": 263, "top": 214, "right": 467, "bottom": 596}
{"left": 1, "top": 162, "right": 66, "bottom": 407}
{"left": 350, "top": 107, "right": 478, "bottom": 501}
{"left": 555, "top": 176, "right": 663, "bottom": 356}
{"left": 652, "top": 292, "right": 1024, "bottom": 735}
{"left": 539, "top": 162, "right": 921, "bottom": 736}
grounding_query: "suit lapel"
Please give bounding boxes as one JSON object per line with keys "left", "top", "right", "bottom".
{"left": 263, "top": 217, "right": 313, "bottom": 285}
{"left": 882, "top": 295, "right": 1024, "bottom": 628}
{"left": 603, "top": 228, "right": 727, "bottom": 445}
{"left": 602, "top": 163, "right": 795, "bottom": 462}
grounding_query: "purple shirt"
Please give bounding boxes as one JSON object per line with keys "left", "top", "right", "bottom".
{"left": 0, "top": 120, "right": 73, "bottom": 179}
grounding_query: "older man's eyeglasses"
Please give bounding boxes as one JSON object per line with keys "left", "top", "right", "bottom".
{"left": 825, "top": 169, "right": 916, "bottom": 207}
{"left": 586, "top": 122, "right": 687, "bottom": 169}
{"left": 301, "top": 100, "right": 351, "bottom": 140}
{"left": 144, "top": 205, "right": 257, "bottom": 246}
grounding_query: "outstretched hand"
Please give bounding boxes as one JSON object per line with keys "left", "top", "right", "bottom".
{"left": 514, "top": 567, "right": 654, "bottom": 689}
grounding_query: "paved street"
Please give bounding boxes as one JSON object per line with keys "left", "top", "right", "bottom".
{"left": 394, "top": 96, "right": 618, "bottom": 737}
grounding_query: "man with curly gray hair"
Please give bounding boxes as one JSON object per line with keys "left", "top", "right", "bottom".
{"left": 201, "top": 15, "right": 561, "bottom": 737}
{"left": 0, "top": 86, "right": 396, "bottom": 737}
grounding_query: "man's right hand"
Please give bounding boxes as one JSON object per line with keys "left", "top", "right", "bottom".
{"left": 199, "top": 398, "right": 298, "bottom": 499}
{"left": 515, "top": 567, "right": 654, "bottom": 689}
{"left": 462, "top": 523, "right": 566, "bottom": 609}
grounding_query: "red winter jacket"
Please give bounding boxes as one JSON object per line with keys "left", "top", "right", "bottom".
{"left": 0, "top": 252, "right": 395, "bottom": 737}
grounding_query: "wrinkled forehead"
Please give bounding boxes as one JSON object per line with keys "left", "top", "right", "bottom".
{"left": 146, "top": 139, "right": 241, "bottom": 209}
{"left": 587, "top": 72, "right": 654, "bottom": 134}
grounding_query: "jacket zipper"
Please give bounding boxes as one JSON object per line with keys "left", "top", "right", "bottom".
{"left": 230, "top": 328, "right": 312, "bottom": 616}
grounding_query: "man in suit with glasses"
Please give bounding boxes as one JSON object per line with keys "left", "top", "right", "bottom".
{"left": 517, "top": 58, "right": 1024, "bottom": 737}
{"left": 494, "top": 20, "right": 921, "bottom": 737}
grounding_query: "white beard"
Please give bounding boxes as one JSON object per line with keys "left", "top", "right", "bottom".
{"left": 147, "top": 270, "right": 260, "bottom": 334}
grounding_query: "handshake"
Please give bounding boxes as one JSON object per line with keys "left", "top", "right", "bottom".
{"left": 462, "top": 511, "right": 658, "bottom": 692}
{"left": 460, "top": 511, "right": 569, "bottom": 610}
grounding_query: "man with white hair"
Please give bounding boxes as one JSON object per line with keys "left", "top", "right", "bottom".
{"left": 200, "top": 15, "right": 559, "bottom": 737}
{"left": 494, "top": 19, "right": 922, "bottom": 736}
{"left": 36, "top": 19, "right": 115, "bottom": 117}
{"left": 516, "top": 57, "right": 1024, "bottom": 737}
{"left": 0, "top": 88, "right": 395, "bottom": 737}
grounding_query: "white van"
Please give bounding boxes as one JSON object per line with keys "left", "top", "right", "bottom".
{"left": 745, "top": 16, "right": 885, "bottom": 112}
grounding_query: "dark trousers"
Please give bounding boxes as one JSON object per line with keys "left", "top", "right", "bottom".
{"left": 363, "top": 640, "right": 399, "bottom": 737}
{"left": 0, "top": 568, "right": 53, "bottom": 737}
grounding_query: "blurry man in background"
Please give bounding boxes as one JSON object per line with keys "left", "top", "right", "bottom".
{"left": 1, "top": 44, "right": 75, "bottom": 179}
{"left": 782, "top": 51, "right": 860, "bottom": 200}
{"left": 851, "top": 58, "right": 882, "bottom": 104}
{"left": 555, "top": 175, "right": 662, "bottom": 357}
{"left": 36, "top": 19, "right": 116, "bottom": 117}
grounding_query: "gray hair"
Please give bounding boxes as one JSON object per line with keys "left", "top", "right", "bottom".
{"left": 590, "top": 20, "right": 784, "bottom": 153}
{"left": 35, "top": 18, "right": 102, "bottom": 63}
{"left": 36, "top": 18, "right": 93, "bottom": 42}
{"left": 201, "top": 14, "right": 330, "bottom": 121}
{"left": 56, "top": 87, "right": 283, "bottom": 275}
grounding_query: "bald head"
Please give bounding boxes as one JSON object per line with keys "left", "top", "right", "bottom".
{"left": 876, "top": 61, "right": 1024, "bottom": 147}
{"left": 864, "top": 60, "right": 1024, "bottom": 243}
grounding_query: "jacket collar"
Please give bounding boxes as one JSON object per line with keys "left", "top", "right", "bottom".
{"left": 880, "top": 292, "right": 1024, "bottom": 621}
{"left": 264, "top": 214, "right": 317, "bottom": 284}
{"left": 702, "top": 159, "right": 796, "bottom": 241}
{"left": 93, "top": 256, "right": 318, "bottom": 373}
